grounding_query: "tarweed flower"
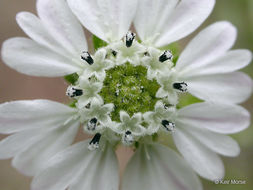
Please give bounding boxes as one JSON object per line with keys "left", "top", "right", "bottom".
{"left": 0, "top": 0, "right": 252, "bottom": 190}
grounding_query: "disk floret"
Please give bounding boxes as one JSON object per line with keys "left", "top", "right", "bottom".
{"left": 66, "top": 32, "right": 188, "bottom": 148}
{"left": 100, "top": 62, "right": 160, "bottom": 122}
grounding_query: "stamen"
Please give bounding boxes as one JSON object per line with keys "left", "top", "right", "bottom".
{"left": 66, "top": 86, "right": 83, "bottom": 98}
{"left": 125, "top": 31, "right": 136, "bottom": 47}
{"left": 144, "top": 52, "right": 149, "bottom": 56}
{"left": 164, "top": 103, "right": 173, "bottom": 110}
{"left": 111, "top": 50, "right": 117, "bottom": 57}
{"left": 161, "top": 120, "right": 175, "bottom": 132}
{"left": 88, "top": 133, "right": 101, "bottom": 150}
{"left": 81, "top": 51, "right": 94, "bottom": 65}
{"left": 123, "top": 130, "right": 134, "bottom": 145}
{"left": 87, "top": 118, "right": 98, "bottom": 131}
{"left": 85, "top": 103, "right": 91, "bottom": 109}
{"left": 173, "top": 82, "right": 188, "bottom": 92}
{"left": 159, "top": 50, "right": 173, "bottom": 62}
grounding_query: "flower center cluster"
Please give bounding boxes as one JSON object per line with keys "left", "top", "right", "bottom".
{"left": 65, "top": 31, "right": 190, "bottom": 149}
{"left": 100, "top": 62, "right": 160, "bottom": 121}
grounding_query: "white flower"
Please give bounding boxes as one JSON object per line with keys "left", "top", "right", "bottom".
{"left": 0, "top": 0, "right": 252, "bottom": 190}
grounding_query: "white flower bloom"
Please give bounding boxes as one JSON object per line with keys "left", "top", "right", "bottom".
{"left": 1, "top": 0, "right": 252, "bottom": 190}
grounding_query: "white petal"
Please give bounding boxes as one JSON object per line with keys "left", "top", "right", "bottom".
{"left": 146, "top": 68, "right": 155, "bottom": 80}
{"left": 186, "top": 72, "right": 253, "bottom": 104}
{"left": 31, "top": 140, "right": 119, "bottom": 190}
{"left": 176, "top": 21, "right": 237, "bottom": 72}
{"left": 173, "top": 128, "right": 225, "bottom": 180}
{"left": 31, "top": 141, "right": 92, "bottom": 190}
{"left": 67, "top": 0, "right": 138, "bottom": 42}
{"left": 179, "top": 49, "right": 252, "bottom": 78}
{"left": 12, "top": 121, "right": 79, "bottom": 176}
{"left": 120, "top": 111, "right": 131, "bottom": 123}
{"left": 156, "top": 88, "right": 168, "bottom": 98}
{"left": 37, "top": 0, "right": 87, "bottom": 56}
{"left": 69, "top": 144, "right": 119, "bottom": 190}
{"left": 1, "top": 37, "right": 81, "bottom": 77}
{"left": 122, "top": 144, "right": 202, "bottom": 190}
{"left": 0, "top": 99, "right": 77, "bottom": 134}
{"left": 0, "top": 128, "right": 45, "bottom": 159}
{"left": 182, "top": 126, "right": 240, "bottom": 157}
{"left": 134, "top": 0, "right": 178, "bottom": 43}
{"left": 132, "top": 113, "right": 142, "bottom": 123}
{"left": 154, "top": 0, "right": 215, "bottom": 47}
{"left": 16, "top": 12, "right": 71, "bottom": 57}
{"left": 177, "top": 102, "right": 250, "bottom": 134}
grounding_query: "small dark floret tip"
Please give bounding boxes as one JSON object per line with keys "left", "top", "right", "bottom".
{"left": 87, "top": 118, "right": 98, "bottom": 131}
{"left": 88, "top": 133, "right": 101, "bottom": 150}
{"left": 66, "top": 86, "right": 83, "bottom": 98}
{"left": 161, "top": 120, "right": 175, "bottom": 132}
{"left": 125, "top": 32, "right": 136, "bottom": 47}
{"left": 173, "top": 82, "right": 188, "bottom": 92}
{"left": 123, "top": 130, "right": 134, "bottom": 145}
{"left": 159, "top": 50, "right": 173, "bottom": 62}
{"left": 81, "top": 51, "right": 94, "bottom": 65}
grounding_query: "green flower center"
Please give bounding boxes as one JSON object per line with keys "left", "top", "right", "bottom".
{"left": 99, "top": 63, "right": 161, "bottom": 121}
